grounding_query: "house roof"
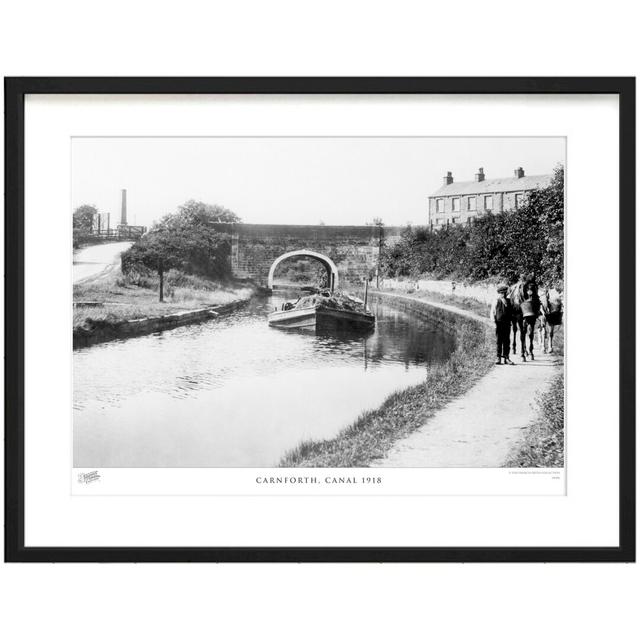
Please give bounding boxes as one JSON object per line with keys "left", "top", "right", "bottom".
{"left": 430, "top": 174, "right": 553, "bottom": 198}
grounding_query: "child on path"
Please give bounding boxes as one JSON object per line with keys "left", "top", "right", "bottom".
{"left": 491, "top": 284, "right": 515, "bottom": 365}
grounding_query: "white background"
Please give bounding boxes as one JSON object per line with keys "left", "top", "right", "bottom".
{"left": 25, "top": 95, "right": 604, "bottom": 547}
{"left": 1, "top": 1, "right": 638, "bottom": 639}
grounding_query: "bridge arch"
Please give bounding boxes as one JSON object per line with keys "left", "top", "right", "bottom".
{"left": 267, "top": 249, "right": 339, "bottom": 290}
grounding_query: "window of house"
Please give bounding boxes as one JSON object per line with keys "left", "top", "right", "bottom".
{"left": 515, "top": 193, "right": 525, "bottom": 209}
{"left": 435, "top": 218, "right": 443, "bottom": 225}
{"left": 436, "top": 198, "right": 444, "bottom": 213}
{"left": 451, "top": 216, "right": 460, "bottom": 224}
{"left": 467, "top": 196, "right": 476, "bottom": 211}
{"left": 484, "top": 195, "right": 493, "bottom": 210}
{"left": 452, "top": 197, "right": 460, "bottom": 212}
{"left": 468, "top": 216, "right": 476, "bottom": 224}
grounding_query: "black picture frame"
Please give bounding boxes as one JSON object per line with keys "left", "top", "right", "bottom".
{"left": 4, "top": 77, "right": 635, "bottom": 563}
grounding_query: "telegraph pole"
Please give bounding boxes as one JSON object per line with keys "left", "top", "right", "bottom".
{"left": 376, "top": 221, "right": 384, "bottom": 289}
{"left": 376, "top": 222, "right": 383, "bottom": 289}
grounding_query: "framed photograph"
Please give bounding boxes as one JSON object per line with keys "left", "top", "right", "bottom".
{"left": 4, "top": 77, "right": 635, "bottom": 562}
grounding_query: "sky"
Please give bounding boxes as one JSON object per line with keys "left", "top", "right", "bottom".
{"left": 72, "top": 137, "right": 565, "bottom": 228}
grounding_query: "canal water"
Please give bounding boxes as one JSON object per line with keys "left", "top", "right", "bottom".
{"left": 73, "top": 294, "right": 456, "bottom": 467}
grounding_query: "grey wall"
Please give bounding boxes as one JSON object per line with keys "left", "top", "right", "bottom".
{"left": 214, "top": 223, "right": 404, "bottom": 287}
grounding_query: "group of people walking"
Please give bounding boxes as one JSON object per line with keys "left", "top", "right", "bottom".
{"left": 490, "top": 274, "right": 563, "bottom": 365}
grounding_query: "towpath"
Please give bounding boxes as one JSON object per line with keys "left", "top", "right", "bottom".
{"left": 371, "top": 293, "right": 562, "bottom": 468}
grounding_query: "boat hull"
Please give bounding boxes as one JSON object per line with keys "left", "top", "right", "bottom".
{"left": 268, "top": 305, "right": 375, "bottom": 331}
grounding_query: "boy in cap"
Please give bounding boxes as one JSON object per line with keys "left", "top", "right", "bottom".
{"left": 491, "top": 283, "right": 514, "bottom": 365}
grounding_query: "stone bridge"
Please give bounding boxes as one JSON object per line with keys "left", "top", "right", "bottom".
{"left": 213, "top": 223, "right": 404, "bottom": 289}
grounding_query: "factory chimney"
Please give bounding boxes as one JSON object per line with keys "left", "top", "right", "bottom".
{"left": 120, "top": 189, "right": 127, "bottom": 226}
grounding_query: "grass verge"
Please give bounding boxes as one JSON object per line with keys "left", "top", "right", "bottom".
{"left": 74, "top": 270, "right": 254, "bottom": 330}
{"left": 503, "top": 370, "right": 564, "bottom": 468}
{"left": 279, "top": 308, "right": 494, "bottom": 467}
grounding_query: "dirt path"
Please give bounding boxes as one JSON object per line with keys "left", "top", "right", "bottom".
{"left": 371, "top": 295, "right": 562, "bottom": 468}
{"left": 73, "top": 241, "right": 133, "bottom": 284}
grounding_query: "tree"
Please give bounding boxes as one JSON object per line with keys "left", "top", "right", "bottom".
{"left": 175, "top": 200, "right": 240, "bottom": 224}
{"left": 72, "top": 204, "right": 98, "bottom": 248}
{"left": 121, "top": 232, "right": 180, "bottom": 301}
{"left": 121, "top": 200, "right": 241, "bottom": 300}
{"left": 536, "top": 165, "right": 565, "bottom": 286}
{"left": 73, "top": 204, "right": 98, "bottom": 231}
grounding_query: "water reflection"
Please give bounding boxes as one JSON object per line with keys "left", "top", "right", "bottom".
{"left": 73, "top": 293, "right": 456, "bottom": 467}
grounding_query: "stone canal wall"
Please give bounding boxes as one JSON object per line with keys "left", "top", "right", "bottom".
{"left": 369, "top": 290, "right": 493, "bottom": 332}
{"left": 73, "top": 299, "right": 250, "bottom": 349}
{"left": 380, "top": 277, "right": 496, "bottom": 306}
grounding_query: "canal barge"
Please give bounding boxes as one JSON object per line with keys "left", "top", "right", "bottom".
{"left": 268, "top": 289, "right": 375, "bottom": 332}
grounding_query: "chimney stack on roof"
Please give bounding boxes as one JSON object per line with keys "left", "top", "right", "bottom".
{"left": 514, "top": 167, "right": 525, "bottom": 179}
{"left": 443, "top": 171, "right": 454, "bottom": 185}
{"left": 475, "top": 168, "right": 485, "bottom": 182}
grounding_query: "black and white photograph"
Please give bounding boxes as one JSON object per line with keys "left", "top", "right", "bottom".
{"left": 72, "top": 136, "right": 565, "bottom": 472}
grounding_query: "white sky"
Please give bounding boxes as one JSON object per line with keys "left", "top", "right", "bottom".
{"left": 72, "top": 137, "right": 565, "bottom": 228}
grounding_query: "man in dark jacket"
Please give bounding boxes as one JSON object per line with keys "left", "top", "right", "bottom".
{"left": 490, "top": 284, "right": 514, "bottom": 365}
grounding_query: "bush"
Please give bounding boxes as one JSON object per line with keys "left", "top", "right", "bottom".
{"left": 116, "top": 266, "right": 155, "bottom": 289}
{"left": 164, "top": 269, "right": 218, "bottom": 290}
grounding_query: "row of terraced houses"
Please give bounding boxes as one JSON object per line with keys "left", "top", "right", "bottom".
{"left": 428, "top": 167, "right": 553, "bottom": 228}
